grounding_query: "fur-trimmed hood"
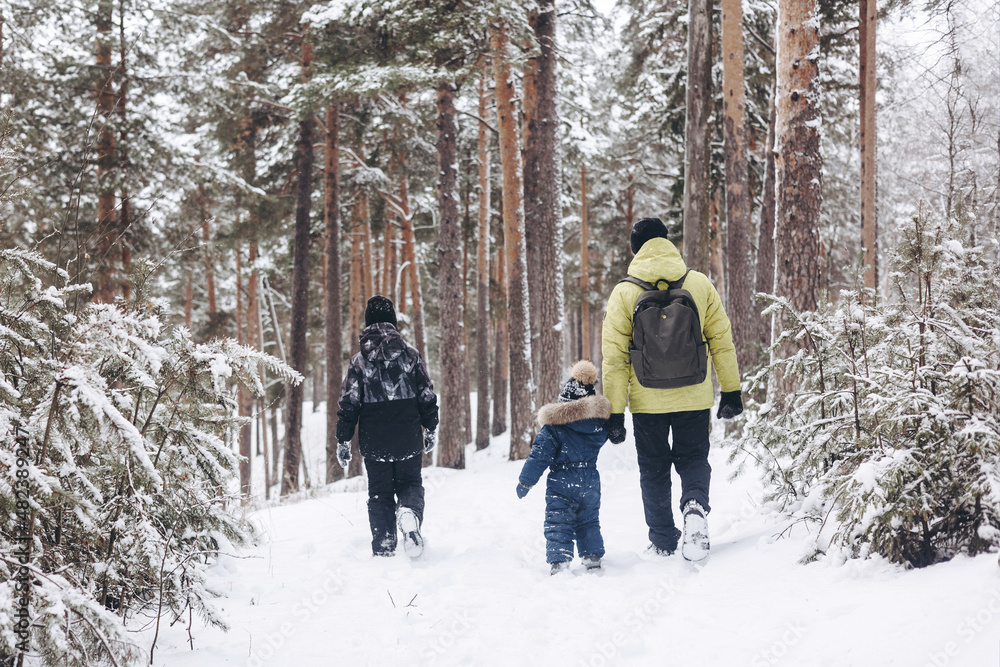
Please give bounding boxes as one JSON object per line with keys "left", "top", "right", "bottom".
{"left": 536, "top": 394, "right": 612, "bottom": 428}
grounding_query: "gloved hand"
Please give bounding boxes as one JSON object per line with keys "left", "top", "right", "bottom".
{"left": 423, "top": 429, "right": 437, "bottom": 454}
{"left": 336, "top": 440, "right": 352, "bottom": 468}
{"left": 717, "top": 390, "right": 744, "bottom": 419}
{"left": 606, "top": 413, "right": 626, "bottom": 444}
{"left": 516, "top": 483, "right": 532, "bottom": 499}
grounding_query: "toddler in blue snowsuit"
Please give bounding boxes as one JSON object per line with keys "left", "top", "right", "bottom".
{"left": 516, "top": 360, "right": 612, "bottom": 574}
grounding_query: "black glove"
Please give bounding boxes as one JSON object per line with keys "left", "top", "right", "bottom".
{"left": 336, "top": 440, "right": 352, "bottom": 468}
{"left": 717, "top": 390, "right": 744, "bottom": 419}
{"left": 423, "top": 429, "right": 437, "bottom": 454}
{"left": 516, "top": 483, "right": 531, "bottom": 499}
{"left": 606, "top": 413, "right": 626, "bottom": 444}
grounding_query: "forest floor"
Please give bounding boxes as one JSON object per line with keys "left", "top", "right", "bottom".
{"left": 147, "top": 400, "right": 1000, "bottom": 667}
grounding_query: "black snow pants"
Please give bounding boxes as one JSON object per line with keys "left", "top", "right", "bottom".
{"left": 632, "top": 410, "right": 711, "bottom": 553}
{"left": 364, "top": 455, "right": 424, "bottom": 555}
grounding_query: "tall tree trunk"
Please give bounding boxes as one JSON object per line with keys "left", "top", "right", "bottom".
{"left": 523, "top": 2, "right": 564, "bottom": 404}
{"left": 683, "top": 0, "right": 713, "bottom": 272}
{"left": 436, "top": 81, "right": 467, "bottom": 470}
{"left": 774, "top": 0, "right": 823, "bottom": 313}
{"left": 475, "top": 70, "right": 492, "bottom": 451}
{"left": 580, "top": 162, "right": 590, "bottom": 362}
{"left": 859, "top": 0, "right": 878, "bottom": 292}
{"left": 491, "top": 244, "right": 509, "bottom": 437}
{"left": 235, "top": 247, "right": 252, "bottom": 498}
{"left": 95, "top": 0, "right": 116, "bottom": 303}
{"left": 361, "top": 190, "right": 374, "bottom": 301}
{"left": 493, "top": 21, "right": 536, "bottom": 460}
{"left": 199, "top": 196, "right": 217, "bottom": 317}
{"left": 710, "top": 188, "right": 727, "bottom": 302}
{"left": 282, "top": 115, "right": 313, "bottom": 495}
{"left": 398, "top": 170, "right": 426, "bottom": 361}
{"left": 325, "top": 103, "right": 344, "bottom": 484}
{"left": 754, "top": 94, "right": 777, "bottom": 356}
{"left": 184, "top": 270, "right": 193, "bottom": 328}
{"left": 117, "top": 0, "right": 131, "bottom": 302}
{"left": 721, "top": 0, "right": 753, "bottom": 371}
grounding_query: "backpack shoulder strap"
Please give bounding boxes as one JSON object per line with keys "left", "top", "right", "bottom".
{"left": 668, "top": 269, "right": 691, "bottom": 291}
{"left": 618, "top": 276, "right": 657, "bottom": 291}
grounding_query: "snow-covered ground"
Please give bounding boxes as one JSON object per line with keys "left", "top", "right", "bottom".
{"left": 148, "top": 402, "right": 1000, "bottom": 667}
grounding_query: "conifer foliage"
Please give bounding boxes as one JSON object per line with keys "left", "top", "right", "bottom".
{"left": 732, "top": 210, "right": 1000, "bottom": 568}
{"left": 0, "top": 250, "right": 297, "bottom": 665}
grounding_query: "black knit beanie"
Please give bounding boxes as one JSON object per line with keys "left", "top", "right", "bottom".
{"left": 365, "top": 295, "right": 397, "bottom": 328}
{"left": 558, "top": 360, "right": 598, "bottom": 402}
{"left": 630, "top": 217, "right": 670, "bottom": 254}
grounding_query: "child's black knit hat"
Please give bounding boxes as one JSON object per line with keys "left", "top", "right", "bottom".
{"left": 365, "top": 295, "right": 397, "bottom": 327}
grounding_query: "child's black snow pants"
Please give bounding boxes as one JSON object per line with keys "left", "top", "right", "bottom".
{"left": 364, "top": 454, "right": 424, "bottom": 555}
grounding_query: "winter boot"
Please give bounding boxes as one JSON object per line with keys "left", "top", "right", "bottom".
{"left": 644, "top": 544, "right": 674, "bottom": 558}
{"left": 396, "top": 507, "right": 424, "bottom": 559}
{"left": 681, "top": 500, "right": 710, "bottom": 562}
{"left": 581, "top": 556, "right": 602, "bottom": 571}
{"left": 550, "top": 561, "right": 571, "bottom": 575}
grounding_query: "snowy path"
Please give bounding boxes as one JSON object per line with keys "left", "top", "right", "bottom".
{"left": 150, "top": 405, "right": 1000, "bottom": 667}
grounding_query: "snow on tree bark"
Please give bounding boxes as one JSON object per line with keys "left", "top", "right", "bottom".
{"left": 860, "top": 0, "right": 878, "bottom": 292}
{"left": 774, "top": 0, "right": 822, "bottom": 314}
{"left": 476, "top": 68, "right": 492, "bottom": 451}
{"left": 683, "top": 0, "right": 713, "bottom": 273}
{"left": 282, "top": 114, "right": 313, "bottom": 496}
{"left": 325, "top": 102, "right": 344, "bottom": 484}
{"left": 436, "top": 80, "right": 467, "bottom": 469}
{"left": 523, "top": 2, "right": 565, "bottom": 404}
{"left": 722, "top": 0, "right": 753, "bottom": 373}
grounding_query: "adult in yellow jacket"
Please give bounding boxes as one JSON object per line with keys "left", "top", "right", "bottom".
{"left": 601, "top": 218, "right": 743, "bottom": 560}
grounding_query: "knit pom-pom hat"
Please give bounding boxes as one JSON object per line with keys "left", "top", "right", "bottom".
{"left": 558, "top": 360, "right": 598, "bottom": 402}
{"left": 364, "top": 295, "right": 397, "bottom": 327}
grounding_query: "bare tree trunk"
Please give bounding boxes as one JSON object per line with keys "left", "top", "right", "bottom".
{"left": 200, "top": 205, "right": 217, "bottom": 317}
{"left": 235, "top": 247, "right": 252, "bottom": 498}
{"left": 436, "top": 81, "right": 467, "bottom": 470}
{"left": 774, "top": 0, "right": 823, "bottom": 313}
{"left": 282, "top": 106, "right": 313, "bottom": 494}
{"left": 398, "top": 169, "right": 426, "bottom": 360}
{"left": 859, "top": 0, "right": 878, "bottom": 292}
{"left": 721, "top": 0, "right": 753, "bottom": 371}
{"left": 710, "top": 188, "right": 727, "bottom": 304}
{"left": 683, "top": 0, "right": 713, "bottom": 272}
{"left": 95, "top": 0, "right": 116, "bottom": 303}
{"left": 325, "top": 103, "right": 344, "bottom": 484}
{"left": 493, "top": 21, "right": 536, "bottom": 460}
{"left": 523, "top": 2, "right": 564, "bottom": 404}
{"left": 476, "top": 69, "right": 492, "bottom": 451}
{"left": 754, "top": 94, "right": 777, "bottom": 357}
{"left": 184, "top": 271, "right": 193, "bottom": 328}
{"left": 491, "top": 244, "right": 509, "bottom": 437}
{"left": 580, "top": 162, "right": 590, "bottom": 364}
{"left": 117, "top": 0, "right": 131, "bottom": 302}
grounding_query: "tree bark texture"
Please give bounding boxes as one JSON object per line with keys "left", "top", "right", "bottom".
{"left": 580, "top": 162, "right": 590, "bottom": 363}
{"left": 774, "top": 0, "right": 823, "bottom": 313}
{"left": 491, "top": 244, "right": 509, "bottom": 438}
{"left": 523, "top": 3, "right": 564, "bottom": 404}
{"left": 117, "top": 1, "right": 131, "bottom": 302}
{"left": 683, "top": 0, "right": 713, "bottom": 273}
{"left": 860, "top": 0, "right": 878, "bottom": 292}
{"left": 398, "top": 169, "right": 426, "bottom": 361}
{"left": 476, "top": 70, "right": 492, "bottom": 451}
{"left": 754, "top": 95, "right": 777, "bottom": 357}
{"left": 235, "top": 247, "right": 252, "bottom": 498}
{"left": 95, "top": 0, "right": 116, "bottom": 303}
{"left": 721, "top": 0, "right": 753, "bottom": 372}
{"left": 282, "top": 117, "right": 313, "bottom": 496}
{"left": 436, "top": 81, "right": 467, "bottom": 469}
{"left": 493, "top": 22, "right": 536, "bottom": 460}
{"left": 325, "top": 103, "right": 344, "bottom": 484}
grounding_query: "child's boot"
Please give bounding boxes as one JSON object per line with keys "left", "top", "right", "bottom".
{"left": 550, "top": 561, "right": 571, "bottom": 575}
{"left": 396, "top": 506, "right": 424, "bottom": 558}
{"left": 681, "top": 500, "right": 710, "bottom": 562}
{"left": 581, "top": 556, "right": 602, "bottom": 571}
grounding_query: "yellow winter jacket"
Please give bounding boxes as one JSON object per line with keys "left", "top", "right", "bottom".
{"left": 601, "top": 237, "right": 740, "bottom": 414}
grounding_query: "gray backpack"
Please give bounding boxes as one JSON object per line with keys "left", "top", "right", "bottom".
{"left": 620, "top": 270, "right": 707, "bottom": 389}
